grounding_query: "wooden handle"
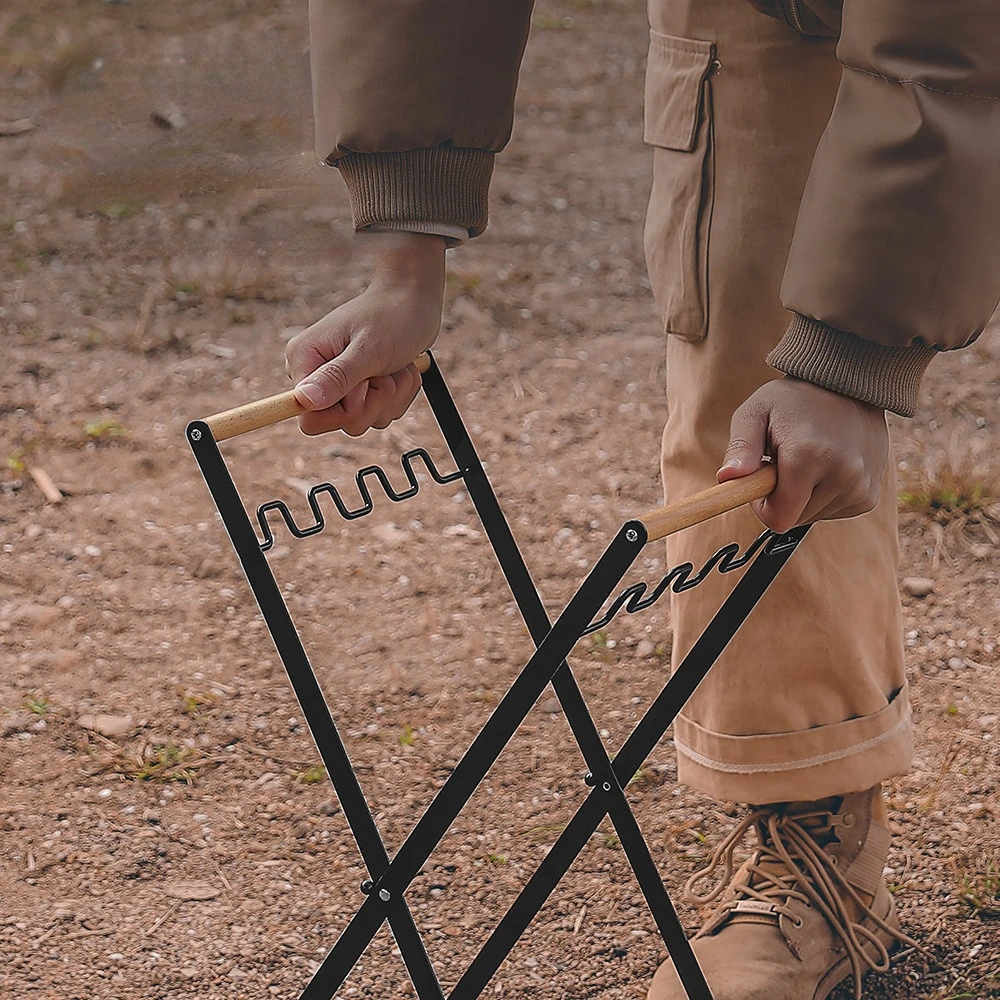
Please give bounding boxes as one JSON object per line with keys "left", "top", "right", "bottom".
{"left": 202, "top": 353, "right": 432, "bottom": 441}
{"left": 637, "top": 465, "right": 777, "bottom": 542}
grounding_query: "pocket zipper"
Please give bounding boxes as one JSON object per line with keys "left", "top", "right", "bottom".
{"left": 782, "top": 0, "right": 806, "bottom": 31}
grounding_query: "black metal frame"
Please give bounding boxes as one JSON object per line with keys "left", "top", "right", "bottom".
{"left": 186, "top": 353, "right": 809, "bottom": 1000}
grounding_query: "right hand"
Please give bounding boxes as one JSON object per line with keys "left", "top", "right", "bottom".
{"left": 285, "top": 232, "right": 446, "bottom": 436}
{"left": 718, "top": 376, "right": 889, "bottom": 533}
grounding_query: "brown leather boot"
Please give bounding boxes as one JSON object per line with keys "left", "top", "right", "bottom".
{"left": 648, "top": 787, "right": 920, "bottom": 1000}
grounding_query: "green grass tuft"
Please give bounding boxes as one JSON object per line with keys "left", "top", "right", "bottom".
{"left": 24, "top": 695, "right": 51, "bottom": 715}
{"left": 953, "top": 854, "right": 1000, "bottom": 918}
{"left": 296, "top": 765, "right": 327, "bottom": 785}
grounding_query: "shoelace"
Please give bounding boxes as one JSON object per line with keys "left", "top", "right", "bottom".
{"left": 683, "top": 805, "right": 924, "bottom": 1000}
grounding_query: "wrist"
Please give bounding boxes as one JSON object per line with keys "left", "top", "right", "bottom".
{"left": 367, "top": 231, "right": 446, "bottom": 292}
{"left": 783, "top": 375, "right": 884, "bottom": 414}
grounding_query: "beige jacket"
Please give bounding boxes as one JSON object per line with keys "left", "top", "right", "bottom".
{"left": 309, "top": 0, "right": 1000, "bottom": 416}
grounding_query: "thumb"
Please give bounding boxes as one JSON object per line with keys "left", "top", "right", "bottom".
{"left": 717, "top": 403, "right": 768, "bottom": 483}
{"left": 293, "top": 341, "right": 370, "bottom": 410}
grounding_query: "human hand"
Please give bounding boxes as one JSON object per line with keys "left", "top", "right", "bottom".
{"left": 717, "top": 377, "right": 889, "bottom": 533}
{"left": 285, "top": 232, "right": 446, "bottom": 436}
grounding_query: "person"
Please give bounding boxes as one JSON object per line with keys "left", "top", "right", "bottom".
{"left": 283, "top": 2, "right": 1000, "bottom": 998}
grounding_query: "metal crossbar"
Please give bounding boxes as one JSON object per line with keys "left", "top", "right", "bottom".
{"left": 187, "top": 353, "right": 809, "bottom": 1000}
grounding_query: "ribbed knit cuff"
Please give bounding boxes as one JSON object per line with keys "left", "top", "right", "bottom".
{"left": 364, "top": 220, "right": 470, "bottom": 247}
{"left": 767, "top": 314, "right": 938, "bottom": 417}
{"left": 336, "top": 147, "right": 495, "bottom": 239}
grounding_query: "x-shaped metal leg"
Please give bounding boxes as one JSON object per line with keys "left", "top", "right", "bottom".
{"left": 187, "top": 353, "right": 808, "bottom": 1000}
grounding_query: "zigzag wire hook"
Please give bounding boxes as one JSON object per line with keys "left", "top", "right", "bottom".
{"left": 254, "top": 448, "right": 465, "bottom": 551}
{"left": 583, "top": 529, "right": 775, "bottom": 635}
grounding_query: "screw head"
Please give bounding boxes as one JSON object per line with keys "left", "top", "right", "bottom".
{"left": 584, "top": 772, "right": 595, "bottom": 787}
{"left": 189, "top": 427, "right": 202, "bottom": 442}
{"left": 378, "top": 888, "right": 391, "bottom": 903}
{"left": 625, "top": 528, "right": 639, "bottom": 543}
{"left": 360, "top": 879, "right": 373, "bottom": 895}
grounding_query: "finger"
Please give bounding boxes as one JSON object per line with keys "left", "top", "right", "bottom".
{"left": 296, "top": 380, "right": 369, "bottom": 437}
{"left": 393, "top": 364, "right": 423, "bottom": 420}
{"left": 293, "top": 339, "right": 370, "bottom": 411}
{"left": 372, "top": 367, "right": 416, "bottom": 429}
{"left": 285, "top": 324, "right": 348, "bottom": 385}
{"left": 298, "top": 401, "right": 350, "bottom": 436}
{"left": 342, "top": 377, "right": 393, "bottom": 437}
{"left": 753, "top": 448, "right": 822, "bottom": 533}
{"left": 718, "top": 402, "right": 769, "bottom": 483}
{"left": 297, "top": 367, "right": 421, "bottom": 436}
{"left": 799, "top": 471, "right": 880, "bottom": 525}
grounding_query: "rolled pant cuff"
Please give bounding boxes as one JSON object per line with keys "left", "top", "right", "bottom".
{"left": 674, "top": 683, "right": 913, "bottom": 804}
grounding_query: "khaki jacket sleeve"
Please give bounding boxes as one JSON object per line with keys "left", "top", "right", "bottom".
{"left": 309, "top": 0, "right": 534, "bottom": 237}
{"left": 768, "top": 0, "right": 1000, "bottom": 416}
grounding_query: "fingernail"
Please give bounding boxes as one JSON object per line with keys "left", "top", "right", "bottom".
{"left": 720, "top": 458, "right": 741, "bottom": 470}
{"left": 295, "top": 381, "right": 324, "bottom": 408}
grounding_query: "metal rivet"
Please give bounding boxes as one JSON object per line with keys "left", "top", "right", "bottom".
{"left": 625, "top": 528, "right": 639, "bottom": 543}
{"left": 584, "top": 772, "right": 595, "bottom": 787}
{"left": 378, "top": 888, "right": 391, "bottom": 902}
{"left": 189, "top": 428, "right": 202, "bottom": 441}
{"left": 360, "top": 880, "right": 373, "bottom": 895}
{"left": 602, "top": 781, "right": 612, "bottom": 793}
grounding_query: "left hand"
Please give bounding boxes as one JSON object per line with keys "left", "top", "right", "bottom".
{"left": 284, "top": 232, "right": 446, "bottom": 437}
{"left": 717, "top": 377, "right": 889, "bottom": 533}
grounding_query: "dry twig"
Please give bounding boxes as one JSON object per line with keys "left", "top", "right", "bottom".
{"left": 26, "top": 465, "right": 63, "bottom": 504}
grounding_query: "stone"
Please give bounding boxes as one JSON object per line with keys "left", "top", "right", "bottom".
{"left": 901, "top": 577, "right": 934, "bottom": 598}
{"left": 78, "top": 714, "right": 134, "bottom": 739}
{"left": 0, "top": 118, "right": 36, "bottom": 137}
{"left": 635, "top": 639, "right": 657, "bottom": 658}
{"left": 372, "top": 523, "right": 410, "bottom": 546}
{"left": 1, "top": 713, "right": 32, "bottom": 738}
{"left": 165, "top": 881, "right": 219, "bottom": 901}
{"left": 151, "top": 105, "right": 186, "bottom": 130}
{"left": 538, "top": 697, "right": 563, "bottom": 714}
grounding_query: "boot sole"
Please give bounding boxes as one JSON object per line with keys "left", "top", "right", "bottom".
{"left": 813, "top": 891, "right": 901, "bottom": 1000}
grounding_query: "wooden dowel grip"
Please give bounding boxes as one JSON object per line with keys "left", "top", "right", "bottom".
{"left": 202, "top": 353, "right": 432, "bottom": 441}
{"left": 637, "top": 465, "right": 777, "bottom": 542}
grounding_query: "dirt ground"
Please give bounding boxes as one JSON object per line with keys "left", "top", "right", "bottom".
{"left": 1, "top": 2, "right": 998, "bottom": 999}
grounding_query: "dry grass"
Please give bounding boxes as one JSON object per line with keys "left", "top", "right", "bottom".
{"left": 166, "top": 255, "right": 291, "bottom": 305}
{"left": 899, "top": 441, "right": 999, "bottom": 524}
{"left": 952, "top": 852, "right": 1000, "bottom": 918}
{"left": 110, "top": 741, "right": 218, "bottom": 785}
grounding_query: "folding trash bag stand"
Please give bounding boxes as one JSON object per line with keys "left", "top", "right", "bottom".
{"left": 187, "top": 352, "right": 810, "bottom": 1000}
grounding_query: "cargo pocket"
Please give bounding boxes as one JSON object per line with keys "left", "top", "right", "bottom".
{"left": 642, "top": 30, "right": 717, "bottom": 342}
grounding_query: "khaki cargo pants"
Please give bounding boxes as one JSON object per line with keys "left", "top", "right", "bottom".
{"left": 645, "top": 0, "right": 912, "bottom": 803}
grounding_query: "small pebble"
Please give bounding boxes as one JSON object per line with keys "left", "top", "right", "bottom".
{"left": 901, "top": 577, "right": 934, "bottom": 598}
